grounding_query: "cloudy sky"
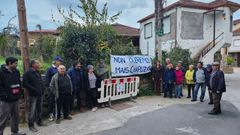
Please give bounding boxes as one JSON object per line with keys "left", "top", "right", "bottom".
{"left": 0, "top": 0, "right": 240, "bottom": 31}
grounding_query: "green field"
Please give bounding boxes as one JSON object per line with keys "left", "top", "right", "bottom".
{"left": 0, "top": 56, "right": 51, "bottom": 75}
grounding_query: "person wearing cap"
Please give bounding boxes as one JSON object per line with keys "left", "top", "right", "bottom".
{"left": 67, "top": 61, "right": 88, "bottom": 113}
{"left": 50, "top": 65, "right": 73, "bottom": 124}
{"left": 208, "top": 62, "right": 226, "bottom": 115}
{"left": 95, "top": 60, "right": 109, "bottom": 107}
{"left": 45, "top": 56, "right": 62, "bottom": 121}
{"left": 86, "top": 65, "right": 98, "bottom": 112}
{"left": 206, "top": 64, "right": 213, "bottom": 104}
{"left": 192, "top": 62, "right": 207, "bottom": 102}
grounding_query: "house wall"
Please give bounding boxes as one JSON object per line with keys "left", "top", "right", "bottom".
{"left": 139, "top": 9, "right": 177, "bottom": 57}
{"left": 176, "top": 7, "right": 232, "bottom": 57}
{"left": 139, "top": 18, "right": 156, "bottom": 58}
{"left": 139, "top": 6, "right": 233, "bottom": 59}
{"left": 161, "top": 10, "right": 177, "bottom": 52}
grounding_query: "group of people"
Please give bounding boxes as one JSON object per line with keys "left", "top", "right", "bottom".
{"left": 0, "top": 56, "right": 227, "bottom": 135}
{"left": 152, "top": 58, "right": 226, "bottom": 115}
{"left": 0, "top": 56, "right": 109, "bottom": 135}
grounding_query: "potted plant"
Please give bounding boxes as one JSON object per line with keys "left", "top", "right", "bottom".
{"left": 223, "top": 56, "right": 234, "bottom": 74}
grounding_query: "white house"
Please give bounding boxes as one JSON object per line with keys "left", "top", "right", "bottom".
{"left": 229, "top": 20, "right": 240, "bottom": 67}
{"left": 138, "top": 0, "right": 240, "bottom": 65}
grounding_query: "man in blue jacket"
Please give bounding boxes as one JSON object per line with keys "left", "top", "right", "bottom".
{"left": 45, "top": 56, "right": 62, "bottom": 121}
{"left": 163, "top": 64, "right": 175, "bottom": 98}
{"left": 208, "top": 62, "right": 226, "bottom": 115}
{"left": 67, "top": 61, "right": 88, "bottom": 112}
{"left": 192, "top": 62, "right": 207, "bottom": 102}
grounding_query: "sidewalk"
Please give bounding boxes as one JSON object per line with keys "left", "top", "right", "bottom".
{"left": 4, "top": 93, "right": 194, "bottom": 135}
{"left": 4, "top": 68, "right": 240, "bottom": 135}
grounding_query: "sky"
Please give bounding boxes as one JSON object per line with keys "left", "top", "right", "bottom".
{"left": 0, "top": 0, "right": 240, "bottom": 31}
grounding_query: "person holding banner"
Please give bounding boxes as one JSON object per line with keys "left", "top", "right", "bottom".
{"left": 163, "top": 64, "right": 176, "bottom": 98}
{"left": 152, "top": 60, "right": 164, "bottom": 96}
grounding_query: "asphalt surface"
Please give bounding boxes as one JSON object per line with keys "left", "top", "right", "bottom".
{"left": 93, "top": 70, "right": 240, "bottom": 135}
{"left": 92, "top": 101, "right": 240, "bottom": 135}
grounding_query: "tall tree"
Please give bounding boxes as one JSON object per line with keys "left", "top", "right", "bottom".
{"left": 53, "top": 0, "right": 121, "bottom": 27}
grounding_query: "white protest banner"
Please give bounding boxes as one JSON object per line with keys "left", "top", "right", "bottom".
{"left": 111, "top": 55, "right": 152, "bottom": 77}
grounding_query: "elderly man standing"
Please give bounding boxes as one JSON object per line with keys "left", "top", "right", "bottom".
{"left": 208, "top": 62, "right": 226, "bottom": 115}
{"left": 23, "top": 60, "right": 45, "bottom": 132}
{"left": 50, "top": 65, "right": 73, "bottom": 124}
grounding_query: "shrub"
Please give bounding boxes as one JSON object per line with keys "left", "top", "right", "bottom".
{"left": 226, "top": 56, "right": 234, "bottom": 66}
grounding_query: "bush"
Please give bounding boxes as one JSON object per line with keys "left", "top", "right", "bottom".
{"left": 162, "top": 47, "right": 193, "bottom": 67}
{"left": 226, "top": 56, "right": 234, "bottom": 66}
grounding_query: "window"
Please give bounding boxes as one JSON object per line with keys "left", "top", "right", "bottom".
{"left": 163, "top": 16, "right": 171, "bottom": 34}
{"left": 144, "top": 22, "right": 152, "bottom": 39}
{"left": 234, "top": 39, "right": 240, "bottom": 47}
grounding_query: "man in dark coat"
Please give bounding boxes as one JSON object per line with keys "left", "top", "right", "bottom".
{"left": 23, "top": 60, "right": 45, "bottom": 132}
{"left": 0, "top": 57, "right": 26, "bottom": 135}
{"left": 67, "top": 61, "right": 88, "bottom": 112}
{"left": 208, "top": 62, "right": 226, "bottom": 115}
{"left": 206, "top": 64, "right": 213, "bottom": 104}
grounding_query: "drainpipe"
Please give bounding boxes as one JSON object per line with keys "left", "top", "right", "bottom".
{"left": 213, "top": 10, "right": 216, "bottom": 47}
{"left": 175, "top": 7, "right": 178, "bottom": 48}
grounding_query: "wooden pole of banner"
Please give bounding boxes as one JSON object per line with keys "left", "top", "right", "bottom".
{"left": 108, "top": 49, "right": 113, "bottom": 108}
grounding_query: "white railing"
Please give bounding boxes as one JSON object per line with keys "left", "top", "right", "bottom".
{"left": 97, "top": 76, "right": 140, "bottom": 104}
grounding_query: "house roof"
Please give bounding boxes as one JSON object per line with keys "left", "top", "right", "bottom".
{"left": 234, "top": 19, "right": 240, "bottom": 25}
{"left": 233, "top": 28, "right": 240, "bottom": 36}
{"left": 28, "top": 30, "right": 60, "bottom": 35}
{"left": 111, "top": 23, "right": 139, "bottom": 37}
{"left": 138, "top": 0, "right": 240, "bottom": 23}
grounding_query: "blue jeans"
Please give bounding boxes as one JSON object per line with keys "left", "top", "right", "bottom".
{"left": 193, "top": 83, "right": 206, "bottom": 101}
{"left": 175, "top": 84, "right": 182, "bottom": 97}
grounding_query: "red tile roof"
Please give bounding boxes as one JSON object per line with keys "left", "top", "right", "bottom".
{"left": 234, "top": 19, "right": 240, "bottom": 25}
{"left": 28, "top": 30, "right": 59, "bottom": 34}
{"left": 111, "top": 23, "right": 139, "bottom": 37}
{"left": 138, "top": 0, "right": 240, "bottom": 23}
{"left": 233, "top": 28, "right": 240, "bottom": 36}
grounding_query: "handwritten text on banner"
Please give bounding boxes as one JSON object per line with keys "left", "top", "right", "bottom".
{"left": 111, "top": 55, "right": 152, "bottom": 77}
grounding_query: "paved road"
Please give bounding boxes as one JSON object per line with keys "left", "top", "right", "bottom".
{"left": 93, "top": 70, "right": 240, "bottom": 135}
{"left": 4, "top": 69, "right": 240, "bottom": 135}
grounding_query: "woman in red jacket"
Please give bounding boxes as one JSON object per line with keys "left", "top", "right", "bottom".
{"left": 175, "top": 66, "right": 184, "bottom": 98}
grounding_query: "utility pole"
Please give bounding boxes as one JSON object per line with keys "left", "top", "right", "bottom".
{"left": 155, "top": 0, "right": 164, "bottom": 61}
{"left": 17, "top": 0, "right": 30, "bottom": 71}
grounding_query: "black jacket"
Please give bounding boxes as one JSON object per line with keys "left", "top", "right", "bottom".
{"left": 151, "top": 66, "right": 164, "bottom": 80}
{"left": 23, "top": 68, "right": 45, "bottom": 97}
{"left": 209, "top": 70, "right": 226, "bottom": 93}
{"left": 0, "top": 65, "right": 22, "bottom": 102}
